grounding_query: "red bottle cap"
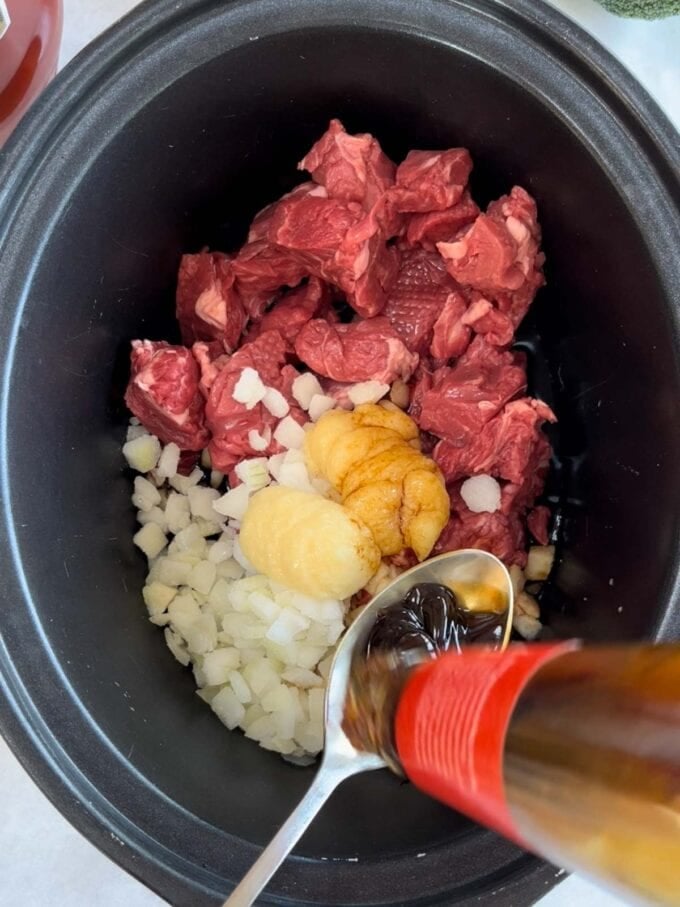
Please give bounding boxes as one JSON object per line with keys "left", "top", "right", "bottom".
{"left": 395, "top": 642, "right": 578, "bottom": 844}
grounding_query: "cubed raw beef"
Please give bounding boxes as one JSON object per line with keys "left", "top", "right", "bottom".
{"left": 341, "top": 219, "right": 399, "bottom": 318}
{"left": 430, "top": 290, "right": 472, "bottom": 361}
{"left": 192, "top": 340, "right": 230, "bottom": 396}
{"left": 460, "top": 293, "right": 514, "bottom": 348}
{"left": 387, "top": 148, "right": 472, "bottom": 220}
{"left": 408, "top": 365, "right": 432, "bottom": 424}
{"left": 406, "top": 190, "right": 480, "bottom": 250}
{"left": 204, "top": 330, "right": 289, "bottom": 471}
{"left": 231, "top": 183, "right": 325, "bottom": 319}
{"left": 433, "top": 403, "right": 553, "bottom": 564}
{"left": 247, "top": 277, "right": 333, "bottom": 349}
{"left": 266, "top": 187, "right": 397, "bottom": 317}
{"left": 413, "top": 338, "right": 527, "bottom": 444}
{"left": 497, "top": 284, "right": 540, "bottom": 333}
{"left": 295, "top": 316, "right": 418, "bottom": 384}
{"left": 232, "top": 240, "right": 308, "bottom": 320}
{"left": 246, "top": 181, "right": 324, "bottom": 243}
{"left": 435, "top": 503, "right": 527, "bottom": 566}
{"left": 432, "top": 398, "right": 556, "bottom": 485}
{"left": 247, "top": 200, "right": 279, "bottom": 242}
{"left": 438, "top": 216, "right": 520, "bottom": 292}
{"left": 126, "top": 125, "right": 556, "bottom": 574}
{"left": 527, "top": 505, "right": 551, "bottom": 545}
{"left": 176, "top": 251, "right": 246, "bottom": 350}
{"left": 268, "top": 186, "right": 361, "bottom": 267}
{"left": 437, "top": 187, "right": 545, "bottom": 314}
{"left": 388, "top": 148, "right": 473, "bottom": 214}
{"left": 125, "top": 340, "right": 209, "bottom": 450}
{"left": 298, "top": 118, "right": 396, "bottom": 210}
{"left": 500, "top": 433, "right": 552, "bottom": 514}
{"left": 383, "top": 247, "right": 460, "bottom": 354}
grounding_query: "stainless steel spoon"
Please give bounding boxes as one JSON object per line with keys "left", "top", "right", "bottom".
{"left": 223, "top": 548, "right": 514, "bottom": 907}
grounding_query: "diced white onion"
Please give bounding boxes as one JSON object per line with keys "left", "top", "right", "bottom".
{"left": 154, "top": 557, "right": 193, "bottom": 587}
{"left": 208, "top": 536, "right": 234, "bottom": 564}
{"left": 347, "top": 380, "right": 390, "bottom": 406}
{"left": 126, "top": 423, "right": 148, "bottom": 442}
{"left": 142, "top": 581, "right": 176, "bottom": 619}
{"left": 292, "top": 373, "right": 324, "bottom": 410}
{"left": 262, "top": 387, "right": 290, "bottom": 418}
{"left": 189, "top": 560, "right": 217, "bottom": 596}
{"left": 187, "top": 485, "right": 221, "bottom": 522}
{"left": 513, "top": 613, "right": 542, "bottom": 640}
{"left": 169, "top": 522, "right": 207, "bottom": 556}
{"left": 210, "top": 469, "right": 225, "bottom": 489}
{"left": 123, "top": 434, "right": 161, "bottom": 473}
{"left": 460, "top": 474, "right": 502, "bottom": 513}
{"left": 266, "top": 608, "right": 310, "bottom": 645}
{"left": 277, "top": 461, "right": 316, "bottom": 493}
{"left": 169, "top": 468, "right": 203, "bottom": 494}
{"left": 225, "top": 539, "right": 251, "bottom": 576}
{"left": 164, "top": 627, "right": 190, "bottom": 666}
{"left": 273, "top": 416, "right": 306, "bottom": 450}
{"left": 133, "top": 522, "right": 167, "bottom": 559}
{"left": 281, "top": 667, "right": 324, "bottom": 688}
{"left": 248, "top": 426, "right": 271, "bottom": 452}
{"left": 213, "top": 483, "right": 251, "bottom": 520}
{"left": 267, "top": 452, "right": 286, "bottom": 480}
{"left": 201, "top": 648, "right": 240, "bottom": 685}
{"left": 127, "top": 423, "right": 353, "bottom": 760}
{"left": 132, "top": 475, "right": 161, "bottom": 513}
{"left": 137, "top": 505, "right": 168, "bottom": 531}
{"left": 228, "top": 670, "right": 253, "bottom": 704}
{"left": 234, "top": 458, "right": 270, "bottom": 493}
{"left": 232, "top": 367, "right": 266, "bottom": 409}
{"left": 165, "top": 492, "right": 191, "bottom": 533}
{"left": 211, "top": 686, "right": 246, "bottom": 729}
{"left": 525, "top": 545, "right": 555, "bottom": 582}
{"left": 308, "top": 394, "right": 336, "bottom": 422}
{"left": 156, "top": 443, "right": 181, "bottom": 479}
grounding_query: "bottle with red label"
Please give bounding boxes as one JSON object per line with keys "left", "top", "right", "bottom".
{"left": 346, "top": 642, "right": 680, "bottom": 906}
{"left": 0, "top": 0, "right": 63, "bottom": 147}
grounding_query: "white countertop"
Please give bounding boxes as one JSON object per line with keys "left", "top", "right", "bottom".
{"left": 3, "top": 1, "right": 679, "bottom": 905}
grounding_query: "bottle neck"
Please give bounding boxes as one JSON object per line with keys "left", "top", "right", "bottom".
{"left": 343, "top": 651, "right": 418, "bottom": 774}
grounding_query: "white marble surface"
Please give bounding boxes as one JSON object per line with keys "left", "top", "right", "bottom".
{"left": 2, "top": 1, "right": 679, "bottom": 905}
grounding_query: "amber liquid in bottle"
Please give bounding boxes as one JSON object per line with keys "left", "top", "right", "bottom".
{"left": 345, "top": 644, "right": 680, "bottom": 906}
{"left": 504, "top": 646, "right": 680, "bottom": 906}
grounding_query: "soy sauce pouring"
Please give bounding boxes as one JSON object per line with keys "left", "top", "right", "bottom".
{"left": 226, "top": 550, "right": 680, "bottom": 906}
{"left": 223, "top": 549, "right": 513, "bottom": 907}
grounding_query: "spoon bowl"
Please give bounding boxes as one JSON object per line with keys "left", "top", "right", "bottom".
{"left": 325, "top": 548, "right": 515, "bottom": 765}
{"left": 224, "top": 549, "right": 514, "bottom": 906}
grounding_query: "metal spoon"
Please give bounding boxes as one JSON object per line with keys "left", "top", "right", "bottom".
{"left": 223, "top": 549, "right": 514, "bottom": 907}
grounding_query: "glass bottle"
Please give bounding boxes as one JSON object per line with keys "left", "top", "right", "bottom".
{"left": 347, "top": 642, "right": 680, "bottom": 906}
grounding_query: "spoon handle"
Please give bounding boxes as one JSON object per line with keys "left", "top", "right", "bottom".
{"left": 222, "top": 759, "right": 352, "bottom": 907}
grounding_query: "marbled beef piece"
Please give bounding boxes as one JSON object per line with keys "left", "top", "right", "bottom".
{"left": 125, "top": 340, "right": 209, "bottom": 450}
{"left": 176, "top": 251, "right": 246, "bottom": 350}
{"left": 295, "top": 316, "right": 418, "bottom": 384}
